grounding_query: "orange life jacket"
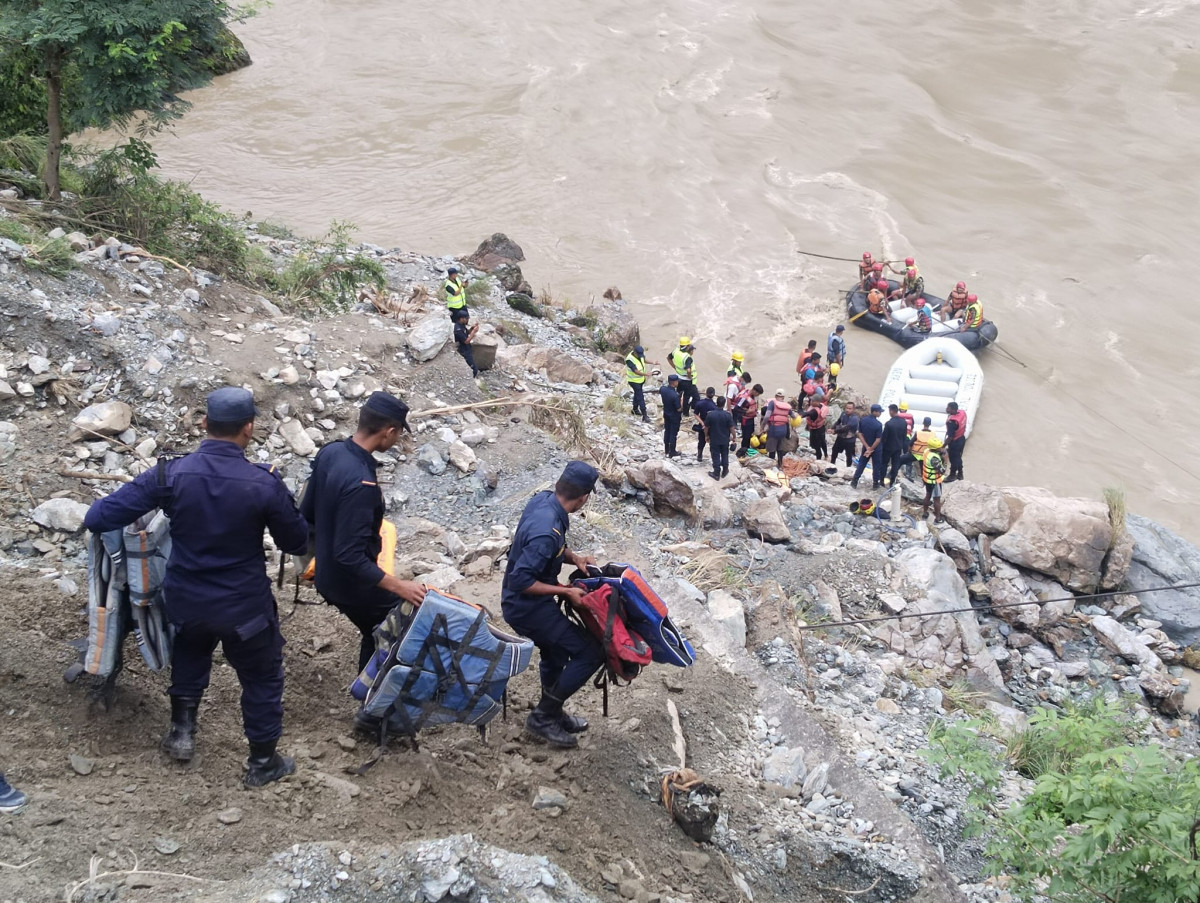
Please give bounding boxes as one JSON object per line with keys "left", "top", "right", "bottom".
{"left": 807, "top": 403, "right": 827, "bottom": 429}
{"left": 796, "top": 350, "right": 814, "bottom": 374}
{"left": 948, "top": 289, "right": 968, "bottom": 310}
{"left": 867, "top": 289, "right": 887, "bottom": 314}
{"left": 734, "top": 390, "right": 758, "bottom": 421}
{"left": 767, "top": 400, "right": 793, "bottom": 427}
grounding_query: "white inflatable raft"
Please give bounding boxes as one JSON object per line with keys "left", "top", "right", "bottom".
{"left": 877, "top": 337, "right": 982, "bottom": 439}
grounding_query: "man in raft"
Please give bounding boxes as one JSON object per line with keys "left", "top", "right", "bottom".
{"left": 941, "top": 281, "right": 969, "bottom": 322}
{"left": 959, "top": 294, "right": 984, "bottom": 332}
{"left": 867, "top": 280, "right": 892, "bottom": 322}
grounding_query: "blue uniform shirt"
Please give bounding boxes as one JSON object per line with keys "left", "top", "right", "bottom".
{"left": 83, "top": 440, "right": 308, "bottom": 634}
{"left": 658, "top": 386, "right": 682, "bottom": 420}
{"left": 501, "top": 490, "right": 569, "bottom": 617}
{"left": 705, "top": 408, "right": 734, "bottom": 445}
{"left": 299, "top": 438, "right": 391, "bottom": 609}
{"left": 858, "top": 414, "right": 883, "bottom": 447}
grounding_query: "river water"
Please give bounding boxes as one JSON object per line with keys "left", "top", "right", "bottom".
{"left": 148, "top": 0, "right": 1200, "bottom": 542}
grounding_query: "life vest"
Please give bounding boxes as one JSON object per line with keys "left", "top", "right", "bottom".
{"left": 796, "top": 350, "right": 814, "bottom": 374}
{"left": 946, "top": 410, "right": 968, "bottom": 440}
{"left": 625, "top": 352, "right": 646, "bottom": 384}
{"left": 807, "top": 403, "right": 827, "bottom": 429}
{"left": 922, "top": 449, "right": 946, "bottom": 484}
{"left": 867, "top": 289, "right": 887, "bottom": 314}
{"left": 574, "top": 563, "right": 695, "bottom": 667}
{"left": 913, "top": 308, "right": 932, "bottom": 332}
{"left": 767, "top": 400, "right": 793, "bottom": 427}
{"left": 898, "top": 411, "right": 914, "bottom": 437}
{"left": 668, "top": 349, "right": 694, "bottom": 380}
{"left": 352, "top": 588, "right": 534, "bottom": 737}
{"left": 723, "top": 376, "right": 741, "bottom": 399}
{"left": 910, "top": 428, "right": 937, "bottom": 458}
{"left": 730, "top": 361, "right": 744, "bottom": 378}
{"left": 444, "top": 276, "right": 466, "bottom": 310}
{"left": 948, "top": 289, "right": 968, "bottom": 310}
{"left": 963, "top": 301, "right": 983, "bottom": 328}
{"left": 734, "top": 389, "right": 758, "bottom": 421}
{"left": 859, "top": 263, "right": 873, "bottom": 283}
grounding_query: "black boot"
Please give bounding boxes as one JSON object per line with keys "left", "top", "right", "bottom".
{"left": 559, "top": 712, "right": 589, "bottom": 734}
{"left": 244, "top": 739, "right": 295, "bottom": 788}
{"left": 525, "top": 693, "right": 577, "bottom": 748}
{"left": 160, "top": 695, "right": 200, "bottom": 762}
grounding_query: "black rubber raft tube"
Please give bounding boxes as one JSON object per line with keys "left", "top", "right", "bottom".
{"left": 846, "top": 281, "right": 999, "bottom": 351}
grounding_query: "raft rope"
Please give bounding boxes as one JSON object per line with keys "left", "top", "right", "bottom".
{"left": 793, "top": 580, "right": 1200, "bottom": 632}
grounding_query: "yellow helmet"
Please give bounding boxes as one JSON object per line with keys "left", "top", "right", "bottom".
{"left": 679, "top": 336, "right": 692, "bottom": 348}
{"left": 927, "top": 436, "right": 944, "bottom": 450}
{"left": 731, "top": 350, "right": 744, "bottom": 362}
{"left": 750, "top": 435, "right": 762, "bottom": 448}
{"left": 898, "top": 401, "right": 909, "bottom": 412}
{"left": 789, "top": 415, "right": 803, "bottom": 428}
{"left": 829, "top": 363, "right": 840, "bottom": 376}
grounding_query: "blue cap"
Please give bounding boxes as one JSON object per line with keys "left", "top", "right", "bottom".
{"left": 870, "top": 403, "right": 883, "bottom": 413}
{"left": 560, "top": 460, "right": 598, "bottom": 494}
{"left": 363, "top": 391, "right": 412, "bottom": 432}
{"left": 447, "top": 266, "right": 459, "bottom": 275}
{"left": 634, "top": 345, "right": 644, "bottom": 355}
{"left": 206, "top": 387, "right": 257, "bottom": 421}
{"left": 667, "top": 373, "right": 680, "bottom": 383}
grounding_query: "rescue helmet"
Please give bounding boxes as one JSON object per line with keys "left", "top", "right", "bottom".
{"left": 914, "top": 296, "right": 926, "bottom": 307}
{"left": 906, "top": 267, "right": 917, "bottom": 277}
{"left": 956, "top": 281, "right": 966, "bottom": 290}
{"left": 750, "top": 435, "right": 762, "bottom": 448}
{"left": 905, "top": 256, "right": 915, "bottom": 266}
{"left": 875, "top": 280, "right": 888, "bottom": 291}
{"left": 731, "top": 350, "right": 744, "bottom": 362}
{"left": 829, "top": 363, "right": 840, "bottom": 376}
{"left": 871, "top": 262, "right": 884, "bottom": 272}
{"left": 679, "top": 336, "right": 691, "bottom": 347}
{"left": 862, "top": 251, "right": 873, "bottom": 262}
{"left": 967, "top": 293, "right": 978, "bottom": 301}
{"left": 927, "top": 436, "right": 944, "bottom": 450}
{"left": 898, "top": 401, "right": 909, "bottom": 411}
{"left": 789, "top": 415, "right": 804, "bottom": 428}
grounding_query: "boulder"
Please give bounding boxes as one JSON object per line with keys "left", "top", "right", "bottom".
{"left": 584, "top": 297, "right": 641, "bottom": 355}
{"left": 986, "top": 577, "right": 1039, "bottom": 631}
{"left": 1089, "top": 615, "right": 1163, "bottom": 672}
{"left": 69, "top": 400, "right": 132, "bottom": 441}
{"left": 1123, "top": 514, "right": 1200, "bottom": 646}
{"left": 407, "top": 314, "right": 453, "bottom": 362}
{"left": 990, "top": 489, "right": 1113, "bottom": 592}
{"left": 415, "top": 566, "right": 464, "bottom": 591}
{"left": 694, "top": 483, "right": 733, "bottom": 528}
{"left": 490, "top": 262, "right": 529, "bottom": 294}
{"left": 942, "top": 483, "right": 1013, "bottom": 537}
{"left": 1101, "top": 527, "right": 1135, "bottom": 591}
{"left": 506, "top": 293, "right": 544, "bottom": 319}
{"left": 278, "top": 418, "right": 316, "bottom": 456}
{"left": 448, "top": 440, "right": 477, "bottom": 473}
{"left": 744, "top": 497, "right": 790, "bottom": 543}
{"left": 32, "top": 498, "right": 91, "bottom": 532}
{"left": 465, "top": 233, "right": 525, "bottom": 271}
{"left": 417, "top": 444, "right": 448, "bottom": 476}
{"left": 625, "top": 459, "right": 695, "bottom": 517}
{"left": 762, "top": 746, "right": 806, "bottom": 788}
{"left": 1139, "top": 671, "right": 1186, "bottom": 717}
{"left": 524, "top": 348, "right": 594, "bottom": 385}
{"left": 706, "top": 590, "right": 746, "bottom": 649}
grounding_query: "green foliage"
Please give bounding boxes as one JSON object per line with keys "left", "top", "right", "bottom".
{"left": 991, "top": 746, "right": 1200, "bottom": 903}
{"left": 254, "top": 219, "right": 297, "bottom": 241}
{"left": 263, "top": 220, "right": 385, "bottom": 312}
{"left": 0, "top": 217, "right": 74, "bottom": 277}
{"left": 0, "top": 218, "right": 31, "bottom": 243}
{"left": 922, "top": 718, "right": 1003, "bottom": 836}
{"left": 464, "top": 276, "right": 494, "bottom": 306}
{"left": 1006, "top": 697, "right": 1135, "bottom": 780}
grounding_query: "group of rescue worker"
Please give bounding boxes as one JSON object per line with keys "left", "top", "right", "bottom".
{"left": 858, "top": 252, "right": 984, "bottom": 334}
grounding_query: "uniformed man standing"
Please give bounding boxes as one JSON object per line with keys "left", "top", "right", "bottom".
{"left": 83, "top": 388, "right": 309, "bottom": 787}
{"left": 301, "top": 392, "right": 426, "bottom": 672}
{"left": 502, "top": 461, "right": 605, "bottom": 749}
{"left": 444, "top": 266, "right": 467, "bottom": 319}
{"left": 625, "top": 344, "right": 649, "bottom": 422}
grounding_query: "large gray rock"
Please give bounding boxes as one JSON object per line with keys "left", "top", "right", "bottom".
{"left": 706, "top": 589, "right": 746, "bottom": 649}
{"left": 1089, "top": 615, "right": 1163, "bottom": 672}
{"left": 986, "top": 577, "right": 1039, "bottom": 631}
{"left": 465, "top": 233, "right": 525, "bottom": 270}
{"left": 762, "top": 746, "right": 806, "bottom": 788}
{"left": 744, "top": 497, "right": 791, "bottom": 543}
{"left": 69, "top": 400, "right": 133, "bottom": 441}
{"left": 408, "top": 314, "right": 454, "bottom": 362}
{"left": 1123, "top": 514, "right": 1200, "bottom": 645}
{"left": 989, "top": 488, "right": 1113, "bottom": 593}
{"left": 0, "top": 421, "right": 17, "bottom": 463}
{"left": 277, "top": 418, "right": 316, "bottom": 456}
{"left": 524, "top": 348, "right": 594, "bottom": 385}
{"left": 694, "top": 483, "right": 733, "bottom": 528}
{"left": 625, "top": 459, "right": 695, "bottom": 517}
{"left": 32, "top": 498, "right": 91, "bottom": 532}
{"left": 942, "top": 483, "right": 1013, "bottom": 536}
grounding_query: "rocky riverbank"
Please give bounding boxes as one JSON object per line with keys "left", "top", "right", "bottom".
{"left": 1, "top": 206, "right": 1199, "bottom": 903}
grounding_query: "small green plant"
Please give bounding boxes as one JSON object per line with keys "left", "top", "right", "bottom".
{"left": 254, "top": 219, "right": 297, "bottom": 240}
{"left": 465, "top": 276, "right": 494, "bottom": 306}
{"left": 922, "top": 717, "right": 1003, "bottom": 836}
{"left": 1103, "top": 486, "right": 1127, "bottom": 550}
{"left": 265, "top": 220, "right": 385, "bottom": 312}
{"left": 1005, "top": 697, "right": 1135, "bottom": 780}
{"left": 0, "top": 218, "right": 32, "bottom": 244}
{"left": 26, "top": 234, "right": 74, "bottom": 277}
{"left": 941, "top": 680, "right": 990, "bottom": 716}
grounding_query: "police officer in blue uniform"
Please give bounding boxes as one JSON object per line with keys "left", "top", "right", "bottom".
{"left": 301, "top": 392, "right": 426, "bottom": 673}
{"left": 83, "top": 388, "right": 309, "bottom": 787}
{"left": 502, "top": 461, "right": 605, "bottom": 749}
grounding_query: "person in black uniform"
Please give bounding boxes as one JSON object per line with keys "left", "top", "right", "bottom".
{"left": 301, "top": 392, "right": 426, "bottom": 673}
{"left": 452, "top": 309, "right": 480, "bottom": 377}
{"left": 83, "top": 388, "right": 309, "bottom": 787}
{"left": 691, "top": 386, "right": 717, "bottom": 462}
{"left": 659, "top": 374, "right": 683, "bottom": 458}
{"left": 501, "top": 461, "right": 605, "bottom": 749}
{"left": 880, "top": 404, "right": 910, "bottom": 486}
{"left": 705, "top": 397, "right": 733, "bottom": 480}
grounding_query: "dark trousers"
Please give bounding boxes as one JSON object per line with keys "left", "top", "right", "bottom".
{"left": 709, "top": 438, "right": 729, "bottom": 477}
{"left": 332, "top": 595, "right": 400, "bottom": 673}
{"left": 884, "top": 448, "right": 906, "bottom": 484}
{"left": 505, "top": 605, "right": 604, "bottom": 702}
{"left": 169, "top": 619, "right": 285, "bottom": 743}
{"left": 448, "top": 305, "right": 468, "bottom": 320}
{"left": 831, "top": 435, "right": 856, "bottom": 466}
{"left": 695, "top": 426, "right": 707, "bottom": 458}
{"left": 630, "top": 382, "right": 646, "bottom": 415}
{"left": 948, "top": 437, "right": 966, "bottom": 479}
{"left": 664, "top": 417, "right": 681, "bottom": 455}
{"left": 853, "top": 448, "right": 884, "bottom": 487}
{"left": 808, "top": 427, "right": 827, "bottom": 460}
{"left": 457, "top": 344, "right": 478, "bottom": 376}
{"left": 678, "top": 380, "right": 696, "bottom": 416}
{"left": 893, "top": 451, "right": 919, "bottom": 483}
{"left": 740, "top": 418, "right": 755, "bottom": 449}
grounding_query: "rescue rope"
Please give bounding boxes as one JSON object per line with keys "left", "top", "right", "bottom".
{"left": 796, "top": 250, "right": 863, "bottom": 263}
{"left": 794, "top": 580, "right": 1200, "bottom": 632}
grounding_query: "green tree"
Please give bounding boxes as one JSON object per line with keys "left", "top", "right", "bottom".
{"left": 0, "top": 0, "right": 238, "bottom": 198}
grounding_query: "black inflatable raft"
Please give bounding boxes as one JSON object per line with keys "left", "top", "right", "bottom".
{"left": 846, "top": 281, "right": 998, "bottom": 351}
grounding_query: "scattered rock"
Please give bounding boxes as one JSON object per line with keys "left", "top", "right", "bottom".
{"left": 408, "top": 314, "right": 454, "bottom": 362}
{"left": 69, "top": 754, "right": 94, "bottom": 776}
{"left": 761, "top": 746, "right": 806, "bottom": 788}
{"left": 278, "top": 418, "right": 317, "bottom": 456}
{"left": 1089, "top": 615, "right": 1163, "bottom": 672}
{"left": 69, "top": 400, "right": 133, "bottom": 441}
{"left": 744, "top": 497, "right": 791, "bottom": 543}
{"left": 625, "top": 459, "right": 695, "bottom": 517}
{"left": 532, "top": 786, "right": 567, "bottom": 811}
{"left": 153, "top": 837, "right": 181, "bottom": 856}
{"left": 32, "top": 498, "right": 91, "bottom": 533}
{"left": 448, "top": 440, "right": 477, "bottom": 473}
{"left": 706, "top": 589, "right": 747, "bottom": 649}
{"left": 216, "top": 807, "right": 244, "bottom": 825}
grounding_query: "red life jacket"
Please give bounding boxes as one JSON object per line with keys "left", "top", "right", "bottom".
{"left": 946, "top": 410, "right": 968, "bottom": 440}
{"left": 796, "top": 350, "right": 814, "bottom": 374}
{"left": 568, "top": 583, "right": 652, "bottom": 683}
{"left": 734, "top": 389, "right": 758, "bottom": 421}
{"left": 807, "top": 403, "right": 827, "bottom": 429}
{"left": 767, "top": 400, "right": 793, "bottom": 427}
{"left": 723, "top": 376, "right": 741, "bottom": 395}
{"left": 899, "top": 411, "right": 914, "bottom": 437}
{"left": 948, "top": 289, "right": 968, "bottom": 310}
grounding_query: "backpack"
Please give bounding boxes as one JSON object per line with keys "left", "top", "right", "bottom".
{"left": 572, "top": 563, "right": 695, "bottom": 668}
{"left": 567, "top": 583, "right": 653, "bottom": 684}
{"left": 351, "top": 587, "right": 534, "bottom": 742}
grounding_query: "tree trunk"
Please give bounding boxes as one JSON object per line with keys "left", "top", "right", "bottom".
{"left": 43, "top": 47, "right": 64, "bottom": 200}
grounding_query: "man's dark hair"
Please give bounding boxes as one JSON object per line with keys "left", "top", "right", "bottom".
{"left": 555, "top": 477, "right": 591, "bottom": 502}
{"left": 888, "top": 404, "right": 898, "bottom": 413}
{"left": 811, "top": 352, "right": 821, "bottom": 361}
{"left": 947, "top": 402, "right": 959, "bottom": 413}
{"left": 752, "top": 383, "right": 764, "bottom": 395}
{"left": 358, "top": 407, "right": 405, "bottom": 435}
{"left": 705, "top": 386, "right": 716, "bottom": 398}
{"left": 807, "top": 340, "right": 817, "bottom": 349}
{"left": 207, "top": 417, "right": 252, "bottom": 439}
{"left": 740, "top": 372, "right": 751, "bottom": 383}
{"left": 716, "top": 396, "right": 726, "bottom": 409}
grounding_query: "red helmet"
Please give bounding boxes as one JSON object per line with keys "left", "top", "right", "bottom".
{"left": 862, "top": 251, "right": 873, "bottom": 262}
{"left": 967, "top": 293, "right": 978, "bottom": 301}
{"left": 956, "top": 281, "right": 966, "bottom": 290}
{"left": 875, "top": 280, "right": 888, "bottom": 291}
{"left": 905, "top": 256, "right": 915, "bottom": 267}
{"left": 906, "top": 267, "right": 917, "bottom": 277}
{"left": 872, "top": 262, "right": 883, "bottom": 272}
{"left": 914, "top": 297, "right": 926, "bottom": 307}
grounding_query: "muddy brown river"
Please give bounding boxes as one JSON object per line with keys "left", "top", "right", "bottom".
{"left": 146, "top": 0, "right": 1200, "bottom": 542}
